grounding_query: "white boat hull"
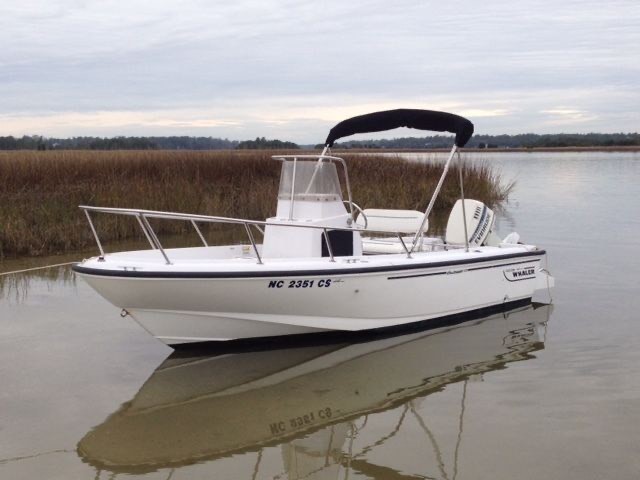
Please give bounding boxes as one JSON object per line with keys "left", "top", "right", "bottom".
{"left": 75, "top": 246, "right": 551, "bottom": 345}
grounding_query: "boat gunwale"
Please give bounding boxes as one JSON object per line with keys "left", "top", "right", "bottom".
{"left": 72, "top": 249, "right": 545, "bottom": 279}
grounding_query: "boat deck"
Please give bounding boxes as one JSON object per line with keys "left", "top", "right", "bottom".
{"left": 75, "top": 243, "right": 544, "bottom": 277}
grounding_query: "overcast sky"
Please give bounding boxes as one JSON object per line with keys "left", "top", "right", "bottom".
{"left": 1, "top": 0, "right": 638, "bottom": 142}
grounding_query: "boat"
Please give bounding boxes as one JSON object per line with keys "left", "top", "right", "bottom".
{"left": 77, "top": 303, "right": 552, "bottom": 474}
{"left": 72, "top": 108, "right": 554, "bottom": 346}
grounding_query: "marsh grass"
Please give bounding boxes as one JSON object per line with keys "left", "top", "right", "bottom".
{"left": 0, "top": 150, "right": 512, "bottom": 258}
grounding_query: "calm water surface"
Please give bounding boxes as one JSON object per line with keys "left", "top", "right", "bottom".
{"left": 1, "top": 151, "right": 639, "bottom": 479}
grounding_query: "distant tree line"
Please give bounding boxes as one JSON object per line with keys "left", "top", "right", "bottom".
{"left": 331, "top": 132, "right": 640, "bottom": 149}
{"left": 236, "top": 137, "right": 299, "bottom": 149}
{"left": 0, "top": 135, "right": 299, "bottom": 150}
{"left": 1, "top": 133, "right": 638, "bottom": 151}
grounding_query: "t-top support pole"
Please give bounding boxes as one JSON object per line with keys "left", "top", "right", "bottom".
{"left": 410, "top": 144, "right": 458, "bottom": 253}
{"left": 457, "top": 151, "right": 470, "bottom": 253}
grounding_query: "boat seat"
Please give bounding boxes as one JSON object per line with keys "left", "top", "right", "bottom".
{"left": 356, "top": 209, "right": 428, "bottom": 254}
{"left": 356, "top": 209, "right": 426, "bottom": 234}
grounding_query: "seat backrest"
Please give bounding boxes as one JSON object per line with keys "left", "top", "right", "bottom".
{"left": 357, "top": 209, "right": 426, "bottom": 234}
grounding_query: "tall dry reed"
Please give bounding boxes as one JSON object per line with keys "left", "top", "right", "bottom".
{"left": 0, "top": 150, "right": 512, "bottom": 258}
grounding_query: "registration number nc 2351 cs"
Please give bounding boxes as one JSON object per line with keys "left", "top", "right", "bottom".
{"left": 268, "top": 279, "right": 332, "bottom": 289}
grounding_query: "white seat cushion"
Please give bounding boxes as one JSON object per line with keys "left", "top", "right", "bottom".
{"left": 357, "top": 209, "right": 426, "bottom": 234}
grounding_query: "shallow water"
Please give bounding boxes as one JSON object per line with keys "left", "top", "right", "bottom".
{"left": 1, "top": 151, "right": 639, "bottom": 479}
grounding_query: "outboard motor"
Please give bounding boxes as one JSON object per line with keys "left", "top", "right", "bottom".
{"left": 445, "top": 199, "right": 502, "bottom": 246}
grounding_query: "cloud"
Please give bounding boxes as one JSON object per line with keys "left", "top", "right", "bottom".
{"left": 0, "top": 0, "right": 638, "bottom": 140}
{"left": 540, "top": 109, "right": 598, "bottom": 126}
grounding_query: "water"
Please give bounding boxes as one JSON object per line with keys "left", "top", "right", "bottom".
{"left": 1, "top": 151, "right": 639, "bottom": 479}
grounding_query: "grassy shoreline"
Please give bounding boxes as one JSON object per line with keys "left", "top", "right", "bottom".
{"left": 0, "top": 150, "right": 512, "bottom": 259}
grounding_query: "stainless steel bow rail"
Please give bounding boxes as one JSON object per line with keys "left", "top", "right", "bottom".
{"left": 80, "top": 206, "right": 456, "bottom": 265}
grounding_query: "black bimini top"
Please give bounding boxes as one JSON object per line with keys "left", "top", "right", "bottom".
{"left": 325, "top": 108, "right": 474, "bottom": 148}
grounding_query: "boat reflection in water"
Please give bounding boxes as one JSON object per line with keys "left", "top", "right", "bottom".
{"left": 78, "top": 303, "right": 552, "bottom": 478}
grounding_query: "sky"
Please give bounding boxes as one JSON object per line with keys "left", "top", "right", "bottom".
{"left": 1, "top": 0, "right": 639, "bottom": 142}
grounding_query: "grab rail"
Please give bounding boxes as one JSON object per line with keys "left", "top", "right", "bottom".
{"left": 79, "top": 205, "right": 456, "bottom": 265}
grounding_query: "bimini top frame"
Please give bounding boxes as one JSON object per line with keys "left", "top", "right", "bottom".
{"left": 324, "top": 108, "right": 474, "bottom": 148}
{"left": 322, "top": 108, "right": 475, "bottom": 252}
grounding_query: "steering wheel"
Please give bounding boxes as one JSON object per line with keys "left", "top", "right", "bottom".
{"left": 344, "top": 201, "right": 368, "bottom": 230}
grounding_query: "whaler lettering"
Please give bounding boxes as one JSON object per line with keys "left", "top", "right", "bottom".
{"left": 504, "top": 265, "right": 537, "bottom": 282}
{"left": 512, "top": 268, "right": 535, "bottom": 277}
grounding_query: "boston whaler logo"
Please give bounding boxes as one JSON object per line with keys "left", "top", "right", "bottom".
{"left": 503, "top": 265, "right": 537, "bottom": 282}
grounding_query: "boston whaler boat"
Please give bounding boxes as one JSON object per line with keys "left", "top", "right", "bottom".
{"left": 73, "top": 109, "right": 554, "bottom": 345}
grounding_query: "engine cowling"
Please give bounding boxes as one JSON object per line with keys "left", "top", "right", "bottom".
{"left": 445, "top": 199, "right": 501, "bottom": 246}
